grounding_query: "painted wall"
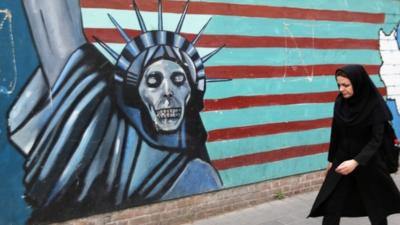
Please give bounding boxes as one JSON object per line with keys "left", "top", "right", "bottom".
{"left": 1, "top": 0, "right": 400, "bottom": 224}
{"left": 380, "top": 24, "right": 400, "bottom": 136}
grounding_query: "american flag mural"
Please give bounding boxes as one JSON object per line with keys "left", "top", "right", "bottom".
{"left": 1, "top": 0, "right": 400, "bottom": 224}
{"left": 80, "top": 0, "right": 400, "bottom": 187}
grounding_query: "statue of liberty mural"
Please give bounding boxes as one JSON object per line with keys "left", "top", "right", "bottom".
{"left": 8, "top": 0, "right": 223, "bottom": 222}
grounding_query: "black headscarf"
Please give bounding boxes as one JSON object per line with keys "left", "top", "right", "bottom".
{"left": 333, "top": 64, "right": 392, "bottom": 127}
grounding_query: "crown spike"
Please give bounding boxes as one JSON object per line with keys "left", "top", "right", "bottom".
{"left": 175, "top": 0, "right": 190, "bottom": 33}
{"left": 132, "top": 0, "right": 147, "bottom": 33}
{"left": 201, "top": 45, "right": 225, "bottom": 63}
{"left": 192, "top": 17, "right": 212, "bottom": 46}
{"left": 108, "top": 14, "right": 131, "bottom": 43}
{"left": 158, "top": 0, "right": 163, "bottom": 30}
{"left": 93, "top": 36, "right": 118, "bottom": 60}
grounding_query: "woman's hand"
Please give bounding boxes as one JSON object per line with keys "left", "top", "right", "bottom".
{"left": 335, "top": 159, "right": 359, "bottom": 175}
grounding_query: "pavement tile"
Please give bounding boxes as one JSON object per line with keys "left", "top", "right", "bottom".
{"left": 274, "top": 215, "right": 298, "bottom": 224}
{"left": 257, "top": 221, "right": 285, "bottom": 225}
{"left": 184, "top": 173, "right": 400, "bottom": 225}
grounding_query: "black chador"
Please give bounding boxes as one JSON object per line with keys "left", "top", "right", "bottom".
{"left": 309, "top": 65, "right": 400, "bottom": 224}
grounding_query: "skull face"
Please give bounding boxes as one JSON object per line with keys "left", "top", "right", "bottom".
{"left": 138, "top": 59, "right": 191, "bottom": 132}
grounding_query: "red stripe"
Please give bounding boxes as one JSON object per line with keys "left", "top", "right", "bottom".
{"left": 204, "top": 91, "right": 337, "bottom": 111}
{"left": 207, "top": 118, "right": 332, "bottom": 142}
{"left": 212, "top": 143, "right": 329, "bottom": 170}
{"left": 80, "top": 0, "right": 384, "bottom": 24}
{"left": 205, "top": 65, "right": 381, "bottom": 79}
{"left": 204, "top": 87, "right": 387, "bottom": 111}
{"left": 85, "top": 28, "right": 378, "bottom": 49}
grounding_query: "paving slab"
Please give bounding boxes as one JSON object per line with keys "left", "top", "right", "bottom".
{"left": 184, "top": 173, "right": 400, "bottom": 225}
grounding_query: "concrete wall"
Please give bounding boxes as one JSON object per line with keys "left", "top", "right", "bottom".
{"left": 0, "top": 0, "right": 400, "bottom": 224}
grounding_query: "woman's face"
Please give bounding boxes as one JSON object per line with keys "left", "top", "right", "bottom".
{"left": 336, "top": 76, "right": 354, "bottom": 98}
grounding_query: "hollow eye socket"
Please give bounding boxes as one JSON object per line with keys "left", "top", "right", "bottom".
{"left": 146, "top": 71, "right": 163, "bottom": 88}
{"left": 170, "top": 72, "right": 186, "bottom": 86}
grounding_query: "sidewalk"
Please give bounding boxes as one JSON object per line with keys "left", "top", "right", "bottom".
{"left": 184, "top": 173, "right": 400, "bottom": 225}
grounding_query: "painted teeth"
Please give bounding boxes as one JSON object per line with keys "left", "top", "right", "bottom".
{"left": 156, "top": 108, "right": 181, "bottom": 119}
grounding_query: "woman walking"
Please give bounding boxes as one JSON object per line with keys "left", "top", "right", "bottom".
{"left": 309, "top": 65, "right": 400, "bottom": 225}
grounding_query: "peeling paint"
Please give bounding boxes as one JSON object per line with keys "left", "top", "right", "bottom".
{"left": 283, "top": 22, "right": 316, "bottom": 82}
{"left": 379, "top": 23, "right": 400, "bottom": 113}
{"left": 0, "top": 9, "right": 17, "bottom": 95}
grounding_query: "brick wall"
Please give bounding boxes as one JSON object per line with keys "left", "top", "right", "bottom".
{"left": 53, "top": 170, "right": 325, "bottom": 225}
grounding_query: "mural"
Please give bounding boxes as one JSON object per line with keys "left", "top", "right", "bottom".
{"left": 1, "top": 0, "right": 400, "bottom": 224}
{"left": 379, "top": 24, "right": 400, "bottom": 136}
{"left": 380, "top": 26, "right": 400, "bottom": 112}
{"left": 7, "top": 0, "right": 223, "bottom": 223}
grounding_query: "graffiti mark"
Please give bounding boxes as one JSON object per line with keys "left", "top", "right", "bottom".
{"left": 283, "top": 22, "right": 315, "bottom": 82}
{"left": 379, "top": 23, "right": 400, "bottom": 113}
{"left": 0, "top": 9, "right": 17, "bottom": 95}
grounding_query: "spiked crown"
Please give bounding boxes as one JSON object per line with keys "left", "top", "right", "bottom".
{"left": 95, "top": 0, "right": 224, "bottom": 94}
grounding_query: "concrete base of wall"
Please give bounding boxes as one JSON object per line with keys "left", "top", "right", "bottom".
{"left": 52, "top": 170, "right": 325, "bottom": 225}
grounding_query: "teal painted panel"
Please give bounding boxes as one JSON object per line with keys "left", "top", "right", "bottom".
{"left": 82, "top": 8, "right": 212, "bottom": 33}
{"left": 204, "top": 48, "right": 382, "bottom": 66}
{"left": 204, "top": 75, "right": 384, "bottom": 99}
{"left": 207, "top": 16, "right": 383, "bottom": 39}
{"left": 196, "top": 0, "right": 400, "bottom": 14}
{"left": 207, "top": 128, "right": 330, "bottom": 160}
{"left": 384, "top": 14, "right": 400, "bottom": 31}
{"left": 201, "top": 103, "right": 334, "bottom": 130}
{"left": 219, "top": 153, "right": 328, "bottom": 187}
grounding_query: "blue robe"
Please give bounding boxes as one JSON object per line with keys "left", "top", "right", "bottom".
{"left": 9, "top": 44, "right": 222, "bottom": 223}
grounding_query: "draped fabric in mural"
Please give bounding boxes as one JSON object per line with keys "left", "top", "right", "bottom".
{"left": 8, "top": 0, "right": 223, "bottom": 223}
{"left": 1, "top": 0, "right": 400, "bottom": 224}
